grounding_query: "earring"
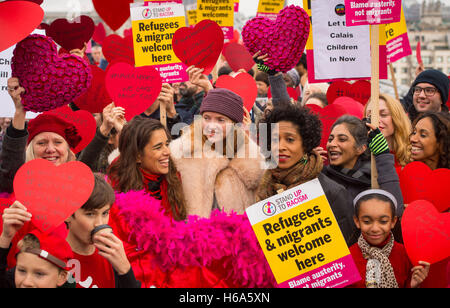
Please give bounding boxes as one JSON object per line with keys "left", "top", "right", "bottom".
{"left": 299, "top": 154, "right": 308, "bottom": 165}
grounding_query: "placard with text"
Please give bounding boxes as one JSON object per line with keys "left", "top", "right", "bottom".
{"left": 256, "top": 0, "right": 286, "bottom": 21}
{"left": 345, "top": 0, "right": 402, "bottom": 27}
{"left": 196, "top": 0, "right": 234, "bottom": 39}
{"left": 246, "top": 179, "right": 361, "bottom": 288}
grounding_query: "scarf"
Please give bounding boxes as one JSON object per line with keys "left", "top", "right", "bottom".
{"left": 256, "top": 152, "right": 324, "bottom": 201}
{"left": 358, "top": 233, "right": 399, "bottom": 288}
{"left": 140, "top": 168, "right": 175, "bottom": 219}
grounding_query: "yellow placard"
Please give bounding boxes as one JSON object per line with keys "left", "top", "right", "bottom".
{"left": 257, "top": 0, "right": 285, "bottom": 14}
{"left": 196, "top": 0, "right": 234, "bottom": 27}
{"left": 384, "top": 7, "right": 407, "bottom": 41}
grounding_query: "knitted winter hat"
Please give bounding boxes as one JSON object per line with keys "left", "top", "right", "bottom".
{"left": 412, "top": 69, "right": 449, "bottom": 104}
{"left": 200, "top": 88, "right": 244, "bottom": 123}
{"left": 286, "top": 68, "right": 300, "bottom": 88}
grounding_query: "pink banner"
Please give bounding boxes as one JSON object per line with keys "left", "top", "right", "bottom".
{"left": 152, "top": 62, "right": 189, "bottom": 83}
{"left": 278, "top": 254, "right": 361, "bottom": 288}
{"left": 345, "top": 0, "right": 402, "bottom": 26}
{"left": 386, "top": 32, "right": 411, "bottom": 64}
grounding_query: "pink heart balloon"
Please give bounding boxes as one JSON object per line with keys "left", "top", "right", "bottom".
{"left": 242, "top": 5, "right": 310, "bottom": 73}
{"left": 11, "top": 35, "right": 92, "bottom": 112}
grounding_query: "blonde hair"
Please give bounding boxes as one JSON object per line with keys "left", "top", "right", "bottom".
{"left": 26, "top": 140, "right": 76, "bottom": 163}
{"left": 365, "top": 94, "right": 412, "bottom": 166}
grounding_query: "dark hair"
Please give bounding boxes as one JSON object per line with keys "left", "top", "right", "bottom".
{"left": 354, "top": 193, "right": 396, "bottom": 218}
{"left": 255, "top": 72, "right": 270, "bottom": 86}
{"left": 331, "top": 115, "right": 370, "bottom": 161}
{"left": 296, "top": 53, "right": 307, "bottom": 70}
{"left": 305, "top": 92, "right": 328, "bottom": 107}
{"left": 412, "top": 112, "right": 450, "bottom": 169}
{"left": 81, "top": 173, "right": 115, "bottom": 212}
{"left": 218, "top": 65, "right": 233, "bottom": 77}
{"left": 261, "top": 104, "right": 322, "bottom": 154}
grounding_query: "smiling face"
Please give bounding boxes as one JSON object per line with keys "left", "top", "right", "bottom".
{"left": 365, "top": 99, "right": 394, "bottom": 139}
{"left": 413, "top": 82, "right": 443, "bottom": 113}
{"left": 272, "top": 121, "right": 305, "bottom": 169}
{"left": 137, "top": 129, "right": 170, "bottom": 175}
{"left": 31, "top": 132, "right": 70, "bottom": 166}
{"left": 327, "top": 124, "right": 366, "bottom": 169}
{"left": 410, "top": 117, "right": 440, "bottom": 169}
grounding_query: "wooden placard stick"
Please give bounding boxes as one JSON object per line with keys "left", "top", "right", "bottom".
{"left": 370, "top": 25, "right": 380, "bottom": 189}
{"left": 389, "top": 63, "right": 400, "bottom": 101}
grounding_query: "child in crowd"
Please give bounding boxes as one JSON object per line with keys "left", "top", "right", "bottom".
{"left": 65, "top": 174, "right": 140, "bottom": 288}
{"left": 348, "top": 189, "right": 430, "bottom": 288}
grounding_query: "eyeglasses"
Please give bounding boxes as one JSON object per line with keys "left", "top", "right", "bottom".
{"left": 413, "top": 86, "right": 437, "bottom": 97}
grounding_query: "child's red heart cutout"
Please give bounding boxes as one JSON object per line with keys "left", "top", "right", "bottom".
{"left": 105, "top": 62, "right": 162, "bottom": 121}
{"left": 13, "top": 159, "right": 95, "bottom": 233}
{"left": 215, "top": 73, "right": 257, "bottom": 112}
{"left": 93, "top": 22, "right": 107, "bottom": 45}
{"left": 222, "top": 42, "right": 255, "bottom": 73}
{"left": 0, "top": 1, "right": 44, "bottom": 52}
{"left": 173, "top": 20, "right": 224, "bottom": 76}
{"left": 327, "top": 80, "right": 371, "bottom": 105}
{"left": 74, "top": 65, "right": 112, "bottom": 114}
{"left": 92, "top": 0, "right": 133, "bottom": 31}
{"left": 47, "top": 106, "right": 97, "bottom": 154}
{"left": 316, "top": 104, "right": 348, "bottom": 150}
{"left": 333, "top": 96, "right": 365, "bottom": 119}
{"left": 401, "top": 200, "right": 450, "bottom": 266}
{"left": 102, "top": 34, "right": 135, "bottom": 65}
{"left": 46, "top": 15, "right": 95, "bottom": 52}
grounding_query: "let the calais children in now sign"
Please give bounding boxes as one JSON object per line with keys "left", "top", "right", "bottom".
{"left": 246, "top": 179, "right": 361, "bottom": 288}
{"left": 130, "top": 1, "right": 189, "bottom": 83}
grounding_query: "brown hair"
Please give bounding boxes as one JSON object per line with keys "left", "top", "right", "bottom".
{"left": 81, "top": 173, "right": 115, "bottom": 212}
{"left": 107, "top": 117, "right": 187, "bottom": 220}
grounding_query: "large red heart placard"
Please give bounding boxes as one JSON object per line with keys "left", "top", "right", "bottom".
{"left": 222, "top": 42, "right": 255, "bottom": 73}
{"left": 13, "top": 159, "right": 95, "bottom": 233}
{"left": 0, "top": 1, "right": 45, "bottom": 52}
{"left": 314, "top": 104, "right": 348, "bottom": 150}
{"left": 46, "top": 15, "right": 95, "bottom": 51}
{"left": 93, "top": 22, "right": 107, "bottom": 45}
{"left": 102, "top": 34, "right": 135, "bottom": 65}
{"left": 92, "top": 0, "right": 133, "bottom": 31}
{"left": 215, "top": 73, "right": 257, "bottom": 112}
{"left": 401, "top": 200, "right": 450, "bottom": 266}
{"left": 172, "top": 20, "right": 224, "bottom": 76}
{"left": 105, "top": 62, "right": 162, "bottom": 121}
{"left": 333, "top": 97, "right": 365, "bottom": 119}
{"left": 74, "top": 65, "right": 112, "bottom": 113}
{"left": 327, "top": 80, "right": 372, "bottom": 105}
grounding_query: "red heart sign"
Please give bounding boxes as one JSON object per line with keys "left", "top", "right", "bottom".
{"left": 13, "top": 159, "right": 95, "bottom": 233}
{"left": 102, "top": 34, "right": 135, "bottom": 65}
{"left": 74, "top": 65, "right": 112, "bottom": 114}
{"left": 222, "top": 42, "right": 255, "bottom": 73}
{"left": 215, "top": 73, "right": 258, "bottom": 112}
{"left": 401, "top": 200, "right": 450, "bottom": 266}
{"left": 105, "top": 62, "right": 162, "bottom": 121}
{"left": 333, "top": 97, "right": 365, "bottom": 119}
{"left": 92, "top": 0, "right": 133, "bottom": 32}
{"left": 93, "top": 22, "right": 107, "bottom": 45}
{"left": 327, "top": 80, "right": 371, "bottom": 105}
{"left": 47, "top": 106, "right": 97, "bottom": 154}
{"left": 0, "top": 198, "right": 12, "bottom": 213}
{"left": 316, "top": 104, "right": 348, "bottom": 150}
{"left": 46, "top": 15, "right": 95, "bottom": 51}
{"left": 173, "top": 20, "right": 224, "bottom": 76}
{"left": 0, "top": 1, "right": 44, "bottom": 52}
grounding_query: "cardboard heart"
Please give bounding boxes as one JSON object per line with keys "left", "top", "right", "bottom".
{"left": 0, "top": 198, "right": 12, "bottom": 213}
{"left": 11, "top": 34, "right": 92, "bottom": 112}
{"left": 46, "top": 15, "right": 95, "bottom": 51}
{"left": 242, "top": 5, "right": 310, "bottom": 73}
{"left": 327, "top": 80, "right": 372, "bottom": 105}
{"left": 47, "top": 106, "right": 97, "bottom": 154}
{"left": 0, "top": 1, "right": 44, "bottom": 52}
{"left": 317, "top": 104, "right": 348, "bottom": 150}
{"left": 102, "top": 34, "right": 135, "bottom": 65}
{"left": 92, "top": 22, "right": 106, "bottom": 45}
{"left": 416, "top": 41, "right": 422, "bottom": 65}
{"left": 268, "top": 86, "right": 300, "bottom": 101}
{"left": 222, "top": 42, "right": 255, "bottom": 73}
{"left": 422, "top": 168, "right": 450, "bottom": 212}
{"left": 13, "top": 159, "right": 95, "bottom": 233}
{"left": 215, "top": 73, "right": 257, "bottom": 112}
{"left": 5, "top": 0, "right": 43, "bottom": 4}
{"left": 105, "top": 62, "right": 162, "bottom": 121}
{"left": 333, "top": 97, "right": 365, "bottom": 119}
{"left": 74, "top": 65, "right": 111, "bottom": 113}
{"left": 92, "top": 0, "right": 133, "bottom": 31}
{"left": 172, "top": 20, "right": 224, "bottom": 76}
{"left": 401, "top": 200, "right": 450, "bottom": 266}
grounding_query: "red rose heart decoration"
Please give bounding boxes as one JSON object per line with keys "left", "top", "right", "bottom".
{"left": 215, "top": 73, "right": 257, "bottom": 112}
{"left": 0, "top": 1, "right": 44, "bottom": 52}
{"left": 93, "top": 22, "right": 107, "bottom": 45}
{"left": 333, "top": 96, "right": 365, "bottom": 119}
{"left": 327, "top": 80, "right": 372, "bottom": 105}
{"left": 102, "top": 34, "right": 135, "bottom": 65}
{"left": 317, "top": 104, "right": 348, "bottom": 150}
{"left": 105, "top": 62, "right": 162, "bottom": 121}
{"left": 92, "top": 0, "right": 133, "bottom": 31}
{"left": 172, "top": 20, "right": 224, "bottom": 76}
{"left": 46, "top": 15, "right": 95, "bottom": 51}
{"left": 74, "top": 65, "right": 111, "bottom": 113}
{"left": 222, "top": 42, "right": 255, "bottom": 73}
{"left": 242, "top": 5, "right": 310, "bottom": 73}
{"left": 11, "top": 34, "right": 92, "bottom": 112}
{"left": 47, "top": 105, "right": 97, "bottom": 154}
{"left": 13, "top": 159, "right": 95, "bottom": 233}
{"left": 401, "top": 200, "right": 450, "bottom": 266}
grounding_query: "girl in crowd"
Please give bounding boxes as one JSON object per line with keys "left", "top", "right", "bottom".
{"left": 410, "top": 112, "right": 450, "bottom": 170}
{"left": 364, "top": 94, "right": 412, "bottom": 168}
{"left": 348, "top": 189, "right": 430, "bottom": 288}
{"left": 256, "top": 104, "right": 357, "bottom": 245}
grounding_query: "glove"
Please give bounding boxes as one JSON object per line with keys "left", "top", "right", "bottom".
{"left": 256, "top": 63, "right": 279, "bottom": 76}
{"left": 368, "top": 128, "right": 390, "bottom": 156}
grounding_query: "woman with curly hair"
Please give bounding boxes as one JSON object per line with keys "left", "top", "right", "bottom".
{"left": 364, "top": 94, "right": 412, "bottom": 168}
{"left": 256, "top": 104, "right": 358, "bottom": 245}
{"left": 410, "top": 112, "right": 450, "bottom": 170}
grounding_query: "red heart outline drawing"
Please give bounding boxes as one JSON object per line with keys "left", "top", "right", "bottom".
{"left": 401, "top": 200, "right": 450, "bottom": 265}
{"left": 102, "top": 34, "right": 135, "bottom": 65}
{"left": 46, "top": 15, "right": 95, "bottom": 51}
{"left": 13, "top": 159, "right": 95, "bottom": 233}
{"left": 327, "top": 80, "right": 371, "bottom": 105}
{"left": 172, "top": 20, "right": 224, "bottom": 76}
{"left": 215, "top": 73, "right": 258, "bottom": 112}
{"left": 105, "top": 62, "right": 162, "bottom": 121}
{"left": 222, "top": 42, "right": 255, "bottom": 73}
{"left": 92, "top": 0, "right": 133, "bottom": 31}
